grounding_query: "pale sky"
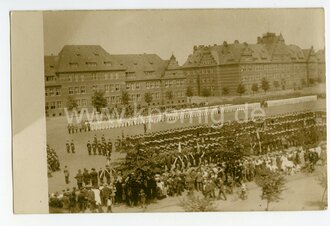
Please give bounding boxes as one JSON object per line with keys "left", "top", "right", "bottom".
{"left": 43, "top": 9, "right": 325, "bottom": 64}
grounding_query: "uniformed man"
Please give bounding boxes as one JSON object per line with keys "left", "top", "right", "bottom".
{"left": 75, "top": 169, "right": 84, "bottom": 189}
{"left": 92, "top": 142, "right": 97, "bottom": 155}
{"left": 90, "top": 168, "right": 98, "bottom": 186}
{"left": 66, "top": 141, "right": 70, "bottom": 154}
{"left": 63, "top": 165, "right": 70, "bottom": 184}
{"left": 87, "top": 141, "right": 92, "bottom": 155}
{"left": 97, "top": 142, "right": 102, "bottom": 155}
{"left": 70, "top": 140, "right": 75, "bottom": 154}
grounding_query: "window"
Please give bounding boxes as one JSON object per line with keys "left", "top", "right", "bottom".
{"left": 75, "top": 87, "right": 80, "bottom": 94}
{"left": 115, "top": 73, "right": 119, "bottom": 79}
{"left": 45, "top": 88, "right": 49, "bottom": 96}
{"left": 156, "top": 93, "right": 160, "bottom": 100}
{"left": 110, "top": 84, "right": 115, "bottom": 92}
{"left": 106, "top": 97, "right": 110, "bottom": 104}
{"left": 45, "top": 102, "right": 49, "bottom": 110}
{"left": 92, "top": 73, "right": 97, "bottom": 80}
{"left": 55, "top": 87, "right": 61, "bottom": 96}
{"left": 126, "top": 84, "right": 130, "bottom": 90}
{"left": 125, "top": 72, "right": 136, "bottom": 78}
{"left": 111, "top": 96, "right": 115, "bottom": 103}
{"left": 144, "top": 71, "right": 155, "bottom": 76}
{"left": 75, "top": 74, "right": 79, "bottom": 82}
{"left": 116, "top": 96, "right": 121, "bottom": 104}
{"left": 68, "top": 87, "right": 74, "bottom": 95}
{"left": 77, "top": 100, "right": 81, "bottom": 107}
{"left": 86, "top": 62, "right": 97, "bottom": 66}
{"left": 150, "top": 82, "right": 154, "bottom": 89}
{"left": 56, "top": 101, "right": 62, "bottom": 108}
{"left": 69, "top": 62, "right": 78, "bottom": 67}
{"left": 165, "top": 80, "right": 169, "bottom": 88}
{"left": 115, "top": 84, "right": 120, "bottom": 91}
{"left": 136, "top": 83, "right": 140, "bottom": 90}
{"left": 155, "top": 81, "right": 160, "bottom": 88}
{"left": 105, "top": 73, "right": 109, "bottom": 80}
{"left": 104, "top": 61, "right": 112, "bottom": 66}
{"left": 105, "top": 85, "right": 110, "bottom": 92}
{"left": 137, "top": 94, "right": 141, "bottom": 101}
{"left": 131, "top": 83, "right": 135, "bottom": 90}
{"left": 81, "top": 99, "right": 87, "bottom": 107}
{"left": 92, "top": 85, "right": 97, "bottom": 91}
{"left": 80, "top": 86, "right": 86, "bottom": 94}
{"left": 68, "top": 75, "right": 73, "bottom": 82}
{"left": 146, "top": 82, "right": 150, "bottom": 89}
{"left": 50, "top": 102, "right": 56, "bottom": 109}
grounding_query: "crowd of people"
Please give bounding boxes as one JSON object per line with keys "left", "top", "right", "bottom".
{"left": 67, "top": 120, "right": 91, "bottom": 134}
{"left": 49, "top": 110, "right": 327, "bottom": 212}
{"left": 47, "top": 145, "right": 61, "bottom": 177}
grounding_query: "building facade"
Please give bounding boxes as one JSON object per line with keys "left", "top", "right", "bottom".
{"left": 183, "top": 32, "right": 325, "bottom": 96}
{"left": 45, "top": 33, "right": 325, "bottom": 117}
{"left": 45, "top": 46, "right": 187, "bottom": 117}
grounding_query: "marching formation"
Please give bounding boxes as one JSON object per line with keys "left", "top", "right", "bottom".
{"left": 47, "top": 145, "right": 61, "bottom": 177}
{"left": 48, "top": 110, "right": 326, "bottom": 213}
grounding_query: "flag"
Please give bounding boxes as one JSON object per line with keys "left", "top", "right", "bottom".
{"left": 178, "top": 142, "right": 182, "bottom": 153}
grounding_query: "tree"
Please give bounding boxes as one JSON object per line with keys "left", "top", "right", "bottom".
{"left": 121, "top": 91, "right": 130, "bottom": 106}
{"left": 66, "top": 96, "right": 78, "bottom": 111}
{"left": 91, "top": 90, "right": 107, "bottom": 112}
{"left": 251, "top": 83, "right": 259, "bottom": 94}
{"left": 236, "top": 83, "right": 246, "bottom": 96}
{"left": 165, "top": 90, "right": 174, "bottom": 102}
{"left": 222, "top": 87, "right": 229, "bottom": 96}
{"left": 179, "top": 195, "right": 217, "bottom": 212}
{"left": 273, "top": 80, "right": 280, "bottom": 90}
{"left": 261, "top": 77, "right": 270, "bottom": 93}
{"left": 186, "top": 86, "right": 194, "bottom": 97}
{"left": 255, "top": 169, "right": 286, "bottom": 211}
{"left": 201, "top": 88, "right": 211, "bottom": 97}
{"left": 144, "top": 92, "right": 153, "bottom": 106}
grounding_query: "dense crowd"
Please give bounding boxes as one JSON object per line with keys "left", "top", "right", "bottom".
{"left": 47, "top": 145, "right": 61, "bottom": 177}
{"left": 49, "top": 110, "right": 327, "bottom": 212}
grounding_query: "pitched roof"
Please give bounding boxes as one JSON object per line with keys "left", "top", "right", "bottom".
{"left": 56, "top": 45, "right": 125, "bottom": 73}
{"left": 183, "top": 33, "right": 318, "bottom": 68}
{"left": 112, "top": 54, "right": 168, "bottom": 81}
{"left": 44, "top": 55, "right": 57, "bottom": 76}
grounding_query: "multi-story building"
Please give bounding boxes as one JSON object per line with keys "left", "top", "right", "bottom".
{"left": 183, "top": 32, "right": 325, "bottom": 96}
{"left": 161, "top": 54, "right": 187, "bottom": 106}
{"left": 45, "top": 46, "right": 187, "bottom": 117}
{"left": 45, "top": 33, "right": 325, "bottom": 117}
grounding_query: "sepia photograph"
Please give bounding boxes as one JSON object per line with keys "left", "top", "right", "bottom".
{"left": 15, "top": 8, "right": 328, "bottom": 214}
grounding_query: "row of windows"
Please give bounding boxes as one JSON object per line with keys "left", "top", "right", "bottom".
{"left": 126, "top": 83, "right": 140, "bottom": 90}
{"left": 185, "top": 68, "right": 217, "bottom": 76}
{"left": 45, "top": 101, "right": 62, "bottom": 110}
{"left": 61, "top": 72, "right": 121, "bottom": 82}
{"left": 68, "top": 84, "right": 122, "bottom": 95}
{"left": 45, "top": 87, "right": 61, "bottom": 96}
{"left": 146, "top": 81, "right": 160, "bottom": 89}
{"left": 106, "top": 96, "right": 122, "bottom": 104}
{"left": 164, "top": 79, "right": 185, "bottom": 88}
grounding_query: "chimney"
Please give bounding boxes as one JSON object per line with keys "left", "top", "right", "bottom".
{"left": 257, "top": 37, "right": 261, "bottom": 44}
